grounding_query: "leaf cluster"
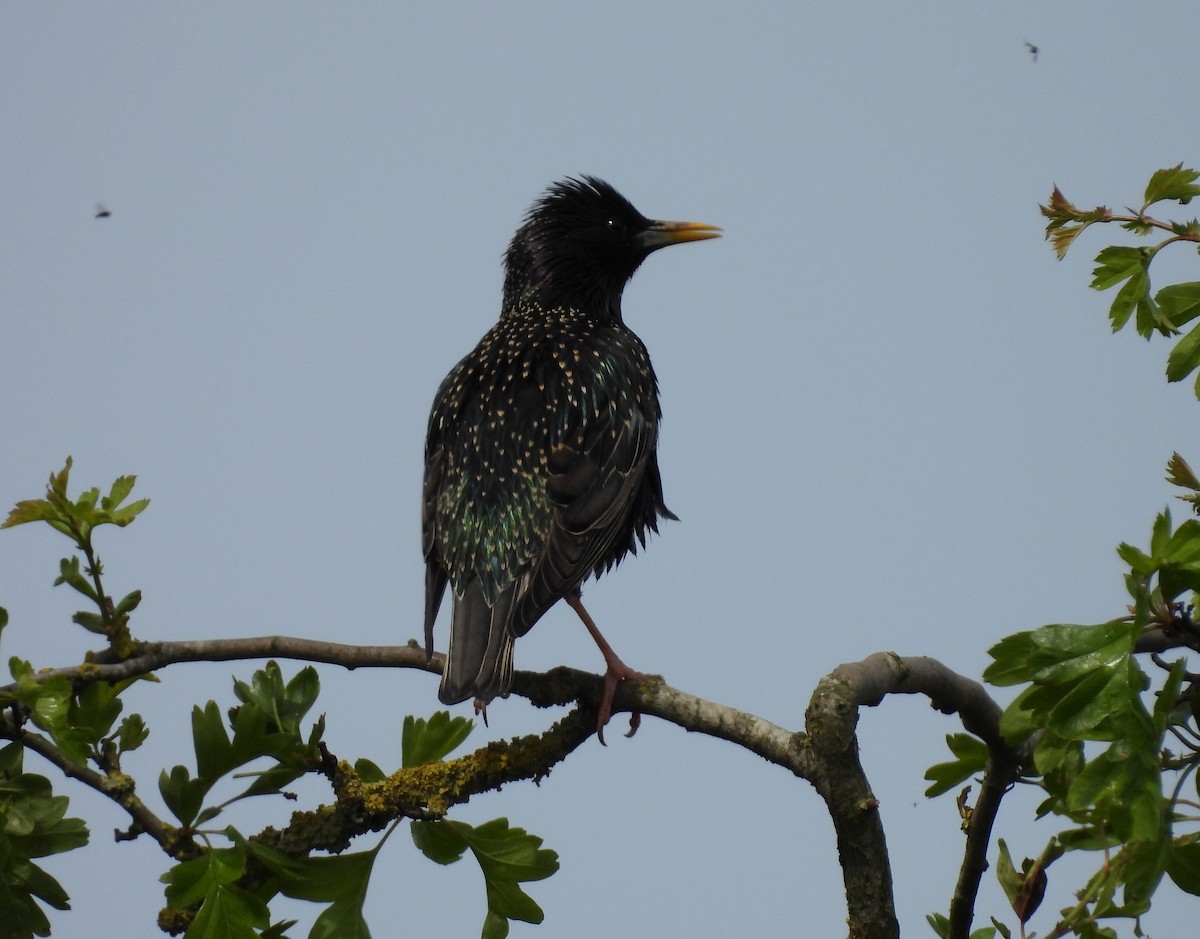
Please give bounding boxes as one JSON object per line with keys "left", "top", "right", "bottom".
{"left": 157, "top": 698, "right": 558, "bottom": 939}
{"left": 4, "top": 458, "right": 146, "bottom": 648}
{"left": 1, "top": 463, "right": 561, "bottom": 938}
{"left": 0, "top": 744, "right": 88, "bottom": 938}
{"left": 1041, "top": 166, "right": 1200, "bottom": 395}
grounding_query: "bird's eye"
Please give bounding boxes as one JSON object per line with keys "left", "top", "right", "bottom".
{"left": 605, "top": 218, "right": 625, "bottom": 236}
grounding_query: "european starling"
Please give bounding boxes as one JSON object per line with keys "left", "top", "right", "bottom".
{"left": 423, "top": 176, "right": 720, "bottom": 739}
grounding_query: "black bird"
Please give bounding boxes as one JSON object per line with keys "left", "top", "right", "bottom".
{"left": 95, "top": 203, "right": 111, "bottom": 219}
{"left": 1024, "top": 41, "right": 1038, "bottom": 62}
{"left": 423, "top": 176, "right": 720, "bottom": 740}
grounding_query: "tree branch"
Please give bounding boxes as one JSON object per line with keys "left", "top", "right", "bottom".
{"left": 3, "top": 715, "right": 199, "bottom": 861}
{"left": 4, "top": 636, "right": 1023, "bottom": 939}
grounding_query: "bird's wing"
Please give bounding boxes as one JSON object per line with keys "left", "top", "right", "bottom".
{"left": 506, "top": 335, "right": 667, "bottom": 636}
{"left": 424, "top": 321, "right": 670, "bottom": 645}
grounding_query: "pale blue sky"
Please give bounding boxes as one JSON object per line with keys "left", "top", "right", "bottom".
{"left": 3, "top": 3, "right": 1198, "bottom": 936}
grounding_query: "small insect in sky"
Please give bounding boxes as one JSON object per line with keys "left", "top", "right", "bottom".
{"left": 1024, "top": 41, "right": 1039, "bottom": 62}
{"left": 95, "top": 203, "right": 111, "bottom": 219}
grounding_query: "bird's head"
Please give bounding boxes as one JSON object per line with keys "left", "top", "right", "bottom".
{"left": 503, "top": 176, "right": 720, "bottom": 319}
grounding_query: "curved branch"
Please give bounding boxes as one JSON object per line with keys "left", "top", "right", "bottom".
{"left": 804, "top": 653, "right": 1026, "bottom": 939}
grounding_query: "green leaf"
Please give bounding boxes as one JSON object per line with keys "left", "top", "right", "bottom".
{"left": 925, "top": 912, "right": 951, "bottom": 939}
{"left": 2, "top": 499, "right": 62, "bottom": 530}
{"left": 411, "top": 819, "right": 469, "bottom": 865}
{"left": 276, "top": 847, "right": 377, "bottom": 939}
{"left": 1091, "top": 245, "right": 1146, "bottom": 292}
{"left": 1108, "top": 268, "right": 1149, "bottom": 332}
{"left": 412, "top": 818, "right": 558, "bottom": 936}
{"left": 354, "top": 759, "right": 385, "bottom": 784}
{"left": 193, "top": 701, "right": 235, "bottom": 781}
{"left": 116, "top": 713, "right": 149, "bottom": 753}
{"left": 1167, "top": 323, "right": 1200, "bottom": 383}
{"left": 186, "top": 883, "right": 268, "bottom": 939}
{"left": 0, "top": 749, "right": 89, "bottom": 935}
{"left": 162, "top": 847, "right": 243, "bottom": 909}
{"left": 401, "top": 712, "right": 474, "bottom": 768}
{"left": 1166, "top": 838, "right": 1200, "bottom": 896}
{"left": 53, "top": 557, "right": 96, "bottom": 602}
{"left": 101, "top": 475, "right": 137, "bottom": 511}
{"left": 69, "top": 680, "right": 130, "bottom": 748}
{"left": 1166, "top": 452, "right": 1200, "bottom": 492}
{"left": 1143, "top": 164, "right": 1200, "bottom": 207}
{"left": 924, "top": 733, "right": 988, "bottom": 797}
{"left": 1040, "top": 187, "right": 1109, "bottom": 259}
{"left": 985, "top": 620, "right": 1138, "bottom": 689}
{"left": 162, "top": 845, "right": 267, "bottom": 939}
{"left": 1121, "top": 839, "right": 1168, "bottom": 911}
{"left": 159, "top": 765, "right": 207, "bottom": 828}
{"left": 995, "top": 839, "right": 1022, "bottom": 909}
{"left": 1152, "top": 657, "right": 1187, "bottom": 733}
{"left": 1157, "top": 282, "right": 1200, "bottom": 330}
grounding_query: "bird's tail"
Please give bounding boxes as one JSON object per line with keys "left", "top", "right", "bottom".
{"left": 438, "top": 580, "right": 516, "bottom": 705}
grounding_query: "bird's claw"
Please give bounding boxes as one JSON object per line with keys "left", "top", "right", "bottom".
{"left": 595, "top": 665, "right": 649, "bottom": 746}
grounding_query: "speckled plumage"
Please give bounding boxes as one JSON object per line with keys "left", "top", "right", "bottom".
{"left": 423, "top": 177, "right": 719, "bottom": 711}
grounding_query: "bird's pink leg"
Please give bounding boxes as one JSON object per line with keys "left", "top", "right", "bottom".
{"left": 563, "top": 591, "right": 649, "bottom": 744}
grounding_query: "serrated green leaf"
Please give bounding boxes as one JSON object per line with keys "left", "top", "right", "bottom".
{"left": 1135, "top": 281, "right": 1171, "bottom": 336}
{"left": 1116, "top": 541, "right": 1154, "bottom": 575}
{"left": 161, "top": 845, "right": 246, "bottom": 908}
{"left": 1109, "top": 268, "right": 1148, "bottom": 332}
{"left": 101, "top": 475, "right": 136, "bottom": 511}
{"left": 1167, "top": 452, "right": 1200, "bottom": 491}
{"left": 159, "top": 765, "right": 207, "bottom": 828}
{"left": 1091, "top": 245, "right": 1146, "bottom": 292}
{"left": 193, "top": 701, "right": 235, "bottom": 781}
{"left": 924, "top": 733, "right": 988, "bottom": 797}
{"left": 1143, "top": 164, "right": 1200, "bottom": 207}
{"left": 106, "top": 498, "right": 150, "bottom": 526}
{"left": 2, "top": 499, "right": 60, "bottom": 530}
{"left": 983, "top": 632, "right": 1040, "bottom": 686}
{"left": 402, "top": 712, "right": 474, "bottom": 768}
{"left": 186, "top": 882, "right": 269, "bottom": 939}
{"left": 1040, "top": 188, "right": 1109, "bottom": 259}
{"left": 411, "top": 818, "right": 558, "bottom": 936}
{"left": 68, "top": 679, "right": 128, "bottom": 748}
{"left": 116, "top": 713, "right": 149, "bottom": 753}
{"left": 276, "top": 847, "right": 377, "bottom": 939}
{"left": 1151, "top": 508, "right": 1173, "bottom": 557}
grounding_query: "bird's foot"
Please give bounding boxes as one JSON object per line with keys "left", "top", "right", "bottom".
{"left": 473, "top": 697, "right": 490, "bottom": 727}
{"left": 596, "top": 657, "right": 650, "bottom": 746}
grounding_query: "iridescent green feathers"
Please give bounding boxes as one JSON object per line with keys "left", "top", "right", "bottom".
{"left": 423, "top": 177, "right": 713, "bottom": 706}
